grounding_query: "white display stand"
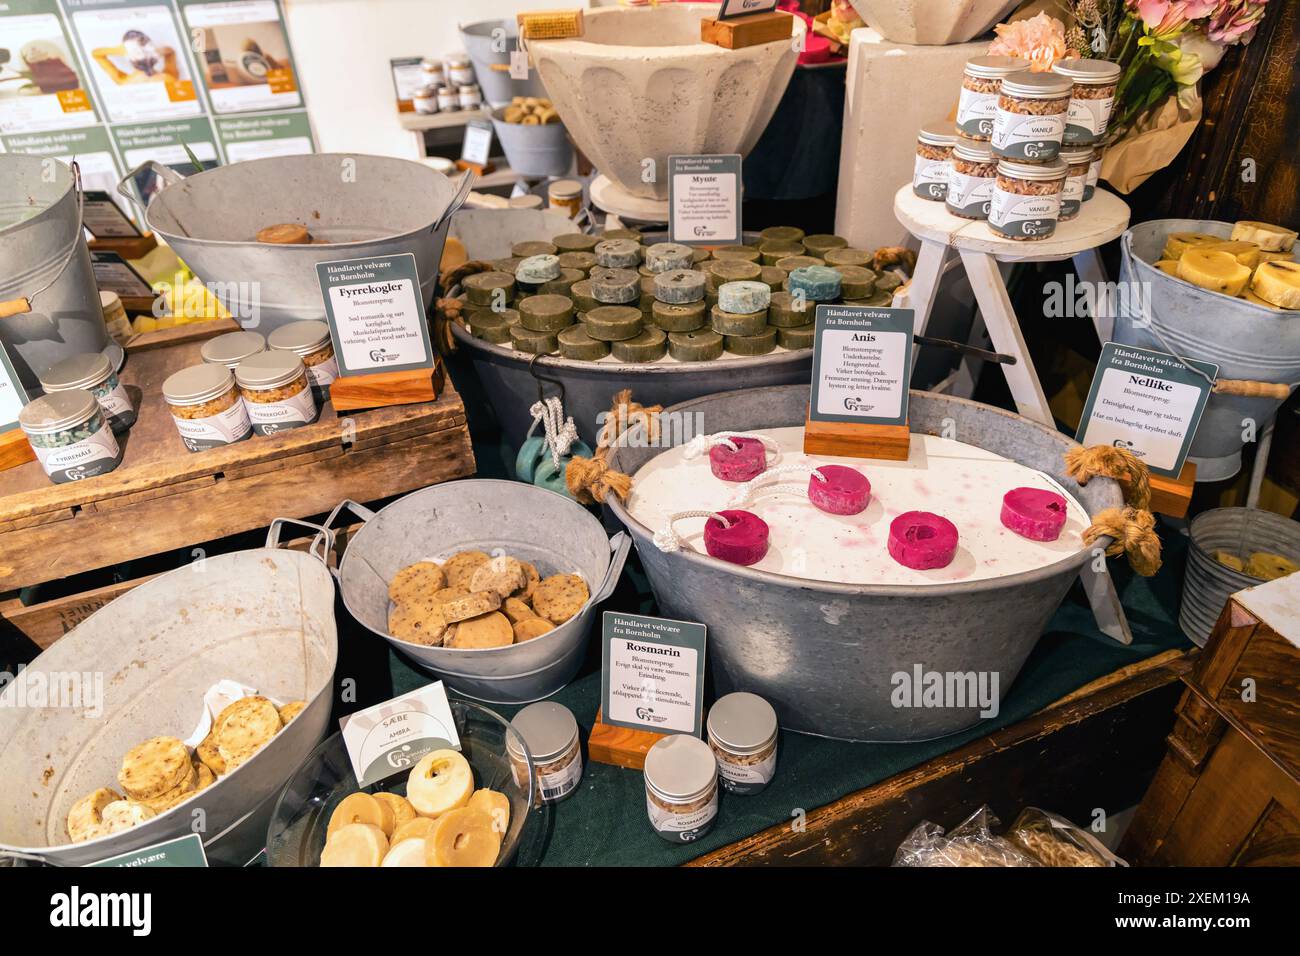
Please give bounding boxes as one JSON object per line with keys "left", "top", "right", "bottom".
{"left": 894, "top": 185, "right": 1135, "bottom": 644}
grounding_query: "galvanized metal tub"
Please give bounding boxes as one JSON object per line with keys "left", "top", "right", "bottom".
{"left": 1, "top": 155, "right": 114, "bottom": 389}
{"left": 1112, "top": 218, "right": 1300, "bottom": 482}
{"left": 1180, "top": 507, "right": 1300, "bottom": 646}
{"left": 605, "top": 384, "right": 1124, "bottom": 742}
{"left": 489, "top": 105, "right": 574, "bottom": 178}
{"left": 333, "top": 481, "right": 631, "bottom": 704}
{"left": 0, "top": 521, "right": 337, "bottom": 867}
{"left": 460, "top": 18, "right": 547, "bottom": 107}
{"left": 120, "top": 154, "right": 461, "bottom": 336}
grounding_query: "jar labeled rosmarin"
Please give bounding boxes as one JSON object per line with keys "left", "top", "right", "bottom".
{"left": 268, "top": 320, "right": 338, "bottom": 405}
{"left": 956, "top": 55, "right": 1028, "bottom": 140}
{"left": 163, "top": 363, "right": 253, "bottom": 452}
{"left": 508, "top": 701, "right": 583, "bottom": 806}
{"left": 1059, "top": 147, "right": 1093, "bottom": 221}
{"left": 946, "top": 137, "right": 998, "bottom": 220}
{"left": 707, "top": 692, "right": 778, "bottom": 795}
{"left": 39, "top": 352, "right": 136, "bottom": 432}
{"left": 991, "top": 70, "right": 1072, "bottom": 163}
{"left": 644, "top": 734, "right": 718, "bottom": 843}
{"left": 235, "top": 351, "right": 319, "bottom": 435}
{"left": 200, "top": 329, "right": 266, "bottom": 370}
{"left": 1052, "top": 57, "right": 1121, "bottom": 146}
{"left": 913, "top": 121, "right": 956, "bottom": 202}
{"left": 19, "top": 390, "right": 122, "bottom": 484}
{"left": 989, "top": 158, "right": 1067, "bottom": 241}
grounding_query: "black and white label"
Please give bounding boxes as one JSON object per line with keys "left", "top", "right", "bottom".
{"left": 647, "top": 790, "right": 718, "bottom": 843}
{"left": 989, "top": 188, "right": 1061, "bottom": 239}
{"left": 33, "top": 428, "right": 121, "bottom": 483}
{"left": 912, "top": 155, "right": 949, "bottom": 201}
{"left": 246, "top": 387, "right": 317, "bottom": 435}
{"left": 955, "top": 86, "right": 998, "bottom": 138}
{"left": 717, "top": 750, "right": 777, "bottom": 795}
{"left": 1064, "top": 95, "right": 1113, "bottom": 144}
{"left": 945, "top": 169, "right": 994, "bottom": 218}
{"left": 992, "top": 109, "right": 1066, "bottom": 161}
{"left": 1060, "top": 174, "right": 1085, "bottom": 219}
{"left": 172, "top": 401, "right": 253, "bottom": 452}
{"left": 538, "top": 755, "right": 583, "bottom": 803}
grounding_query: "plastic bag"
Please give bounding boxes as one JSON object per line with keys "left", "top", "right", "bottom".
{"left": 892, "top": 806, "right": 1042, "bottom": 867}
{"left": 1006, "top": 807, "right": 1128, "bottom": 867}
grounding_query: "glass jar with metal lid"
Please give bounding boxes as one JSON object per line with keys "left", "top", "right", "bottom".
{"left": 956, "top": 55, "right": 1028, "bottom": 140}
{"left": 458, "top": 83, "right": 482, "bottom": 111}
{"left": 200, "top": 329, "right": 266, "bottom": 370}
{"left": 267, "top": 320, "right": 338, "bottom": 405}
{"left": 508, "top": 701, "right": 583, "bottom": 806}
{"left": 234, "top": 351, "right": 319, "bottom": 435}
{"left": 548, "top": 180, "right": 583, "bottom": 219}
{"left": 913, "top": 121, "right": 956, "bottom": 202}
{"left": 1052, "top": 58, "right": 1121, "bottom": 146}
{"left": 643, "top": 734, "right": 718, "bottom": 843}
{"left": 946, "top": 137, "right": 998, "bottom": 220}
{"left": 436, "top": 86, "right": 459, "bottom": 112}
{"left": 420, "top": 58, "right": 444, "bottom": 85}
{"left": 707, "top": 692, "right": 778, "bottom": 795}
{"left": 413, "top": 84, "right": 439, "bottom": 115}
{"left": 1085, "top": 147, "right": 1104, "bottom": 201}
{"left": 1058, "top": 147, "right": 1094, "bottom": 221}
{"left": 162, "top": 363, "right": 252, "bottom": 452}
{"left": 989, "top": 158, "right": 1067, "bottom": 241}
{"left": 991, "top": 70, "right": 1072, "bottom": 163}
{"left": 39, "top": 352, "right": 136, "bottom": 432}
{"left": 19, "top": 389, "right": 123, "bottom": 484}
{"left": 445, "top": 54, "right": 474, "bottom": 86}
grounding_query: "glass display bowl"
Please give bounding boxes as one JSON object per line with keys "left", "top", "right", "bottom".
{"left": 266, "top": 700, "right": 535, "bottom": 867}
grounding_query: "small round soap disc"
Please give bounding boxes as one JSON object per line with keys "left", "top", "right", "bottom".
{"left": 711, "top": 245, "right": 760, "bottom": 263}
{"left": 759, "top": 225, "right": 805, "bottom": 244}
{"left": 602, "top": 228, "right": 641, "bottom": 241}
{"left": 668, "top": 329, "right": 723, "bottom": 362}
{"left": 717, "top": 280, "right": 771, "bottom": 315}
{"left": 257, "top": 223, "right": 311, "bottom": 244}
{"left": 651, "top": 299, "right": 707, "bottom": 332}
{"left": 833, "top": 265, "right": 878, "bottom": 300}
{"left": 589, "top": 267, "right": 640, "bottom": 305}
{"left": 758, "top": 266, "right": 786, "bottom": 290}
{"left": 768, "top": 291, "right": 814, "bottom": 328}
{"left": 711, "top": 305, "right": 768, "bottom": 337}
{"left": 776, "top": 323, "right": 814, "bottom": 349}
{"left": 518, "top": 294, "right": 575, "bottom": 332}
{"left": 888, "top": 511, "right": 959, "bottom": 570}
{"left": 706, "top": 259, "right": 762, "bottom": 287}
{"left": 558, "top": 251, "right": 598, "bottom": 274}
{"left": 510, "top": 325, "right": 558, "bottom": 354}
{"left": 654, "top": 269, "right": 707, "bottom": 304}
{"left": 724, "top": 327, "right": 777, "bottom": 355}
{"left": 463, "top": 271, "right": 516, "bottom": 307}
{"left": 644, "top": 242, "right": 695, "bottom": 274}
{"left": 611, "top": 327, "right": 667, "bottom": 363}
{"left": 774, "top": 255, "right": 824, "bottom": 274}
{"left": 1000, "top": 487, "right": 1068, "bottom": 541}
{"left": 553, "top": 233, "right": 599, "bottom": 253}
{"left": 824, "top": 247, "right": 873, "bottom": 268}
{"left": 801, "top": 234, "right": 849, "bottom": 256}
{"left": 759, "top": 241, "right": 805, "bottom": 265}
{"left": 584, "top": 305, "right": 643, "bottom": 342}
{"left": 787, "top": 265, "right": 843, "bottom": 301}
{"left": 875, "top": 271, "right": 903, "bottom": 293}
{"left": 594, "top": 238, "right": 642, "bottom": 269}
{"left": 558, "top": 323, "right": 610, "bottom": 361}
{"left": 469, "top": 308, "right": 519, "bottom": 344}
{"left": 516, "top": 254, "right": 561, "bottom": 284}
{"left": 703, "top": 509, "right": 770, "bottom": 566}
{"left": 638, "top": 275, "right": 658, "bottom": 310}
{"left": 541, "top": 268, "right": 585, "bottom": 297}
{"left": 493, "top": 257, "right": 523, "bottom": 275}
{"left": 709, "top": 437, "right": 768, "bottom": 482}
{"left": 808, "top": 464, "right": 871, "bottom": 515}
{"left": 569, "top": 279, "right": 600, "bottom": 313}
{"left": 512, "top": 240, "right": 557, "bottom": 258}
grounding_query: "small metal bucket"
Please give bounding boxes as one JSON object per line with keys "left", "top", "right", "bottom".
{"left": 1180, "top": 507, "right": 1300, "bottom": 646}
{"left": 460, "top": 18, "right": 547, "bottom": 107}
{"left": 332, "top": 481, "right": 631, "bottom": 704}
{"left": 489, "top": 106, "right": 574, "bottom": 178}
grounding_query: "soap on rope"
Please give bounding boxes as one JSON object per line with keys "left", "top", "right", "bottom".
{"left": 807, "top": 464, "right": 871, "bottom": 515}
{"left": 704, "top": 510, "right": 770, "bottom": 566}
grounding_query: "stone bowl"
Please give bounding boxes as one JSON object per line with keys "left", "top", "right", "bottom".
{"left": 847, "top": 0, "right": 1019, "bottom": 45}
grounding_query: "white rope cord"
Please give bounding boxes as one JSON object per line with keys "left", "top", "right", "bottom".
{"left": 529, "top": 396, "right": 578, "bottom": 468}
{"left": 681, "top": 430, "right": 781, "bottom": 463}
{"left": 728, "top": 464, "right": 826, "bottom": 509}
{"left": 653, "top": 510, "right": 732, "bottom": 553}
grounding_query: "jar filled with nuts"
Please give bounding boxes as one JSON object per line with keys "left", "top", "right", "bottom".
{"left": 267, "top": 320, "right": 338, "bottom": 406}
{"left": 707, "top": 692, "right": 778, "bottom": 795}
{"left": 1059, "top": 147, "right": 1094, "bottom": 221}
{"left": 458, "top": 83, "right": 482, "bottom": 111}
{"left": 1084, "top": 147, "right": 1104, "bottom": 201}
{"left": 19, "top": 389, "right": 123, "bottom": 484}
{"left": 234, "top": 351, "right": 319, "bottom": 435}
{"left": 991, "top": 70, "right": 1073, "bottom": 163}
{"left": 644, "top": 734, "right": 718, "bottom": 844}
{"left": 163, "top": 363, "right": 253, "bottom": 452}
{"left": 989, "top": 158, "right": 1067, "bottom": 241}
{"left": 436, "top": 86, "right": 458, "bottom": 112}
{"left": 1052, "top": 58, "right": 1121, "bottom": 146}
{"left": 413, "top": 85, "right": 438, "bottom": 115}
{"left": 946, "top": 137, "right": 998, "bottom": 220}
{"left": 508, "top": 701, "right": 583, "bottom": 806}
{"left": 445, "top": 54, "right": 474, "bottom": 86}
{"left": 200, "top": 329, "right": 266, "bottom": 370}
{"left": 913, "top": 121, "right": 956, "bottom": 202}
{"left": 39, "top": 351, "right": 136, "bottom": 432}
{"left": 956, "top": 55, "right": 1028, "bottom": 140}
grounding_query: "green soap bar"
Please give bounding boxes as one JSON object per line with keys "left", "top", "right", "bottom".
{"left": 470, "top": 308, "right": 514, "bottom": 344}
{"left": 558, "top": 323, "right": 611, "bottom": 361}
{"left": 569, "top": 279, "right": 600, "bottom": 313}
{"left": 553, "top": 233, "right": 599, "bottom": 253}
{"left": 638, "top": 265, "right": 655, "bottom": 277}
{"left": 711, "top": 304, "right": 768, "bottom": 336}
{"left": 725, "top": 327, "right": 777, "bottom": 355}
{"left": 824, "top": 247, "right": 873, "bottom": 268}
{"left": 644, "top": 242, "right": 695, "bottom": 273}
{"left": 691, "top": 247, "right": 712, "bottom": 265}
{"left": 518, "top": 294, "right": 575, "bottom": 332}
{"left": 492, "top": 257, "right": 523, "bottom": 274}
{"left": 705, "top": 289, "right": 719, "bottom": 309}
{"left": 515, "top": 279, "right": 544, "bottom": 300}
{"left": 512, "top": 240, "right": 557, "bottom": 258}
{"left": 584, "top": 305, "right": 643, "bottom": 341}
{"left": 558, "top": 251, "right": 597, "bottom": 274}
{"left": 612, "top": 327, "right": 667, "bottom": 363}
{"left": 758, "top": 240, "right": 805, "bottom": 265}
{"left": 668, "top": 329, "right": 724, "bottom": 362}
{"left": 602, "top": 228, "right": 642, "bottom": 241}
{"left": 540, "top": 268, "right": 586, "bottom": 297}
{"left": 768, "top": 291, "right": 815, "bottom": 327}
{"left": 510, "top": 325, "right": 558, "bottom": 354}
{"left": 516, "top": 253, "right": 561, "bottom": 283}
{"left": 774, "top": 254, "right": 824, "bottom": 274}
{"left": 759, "top": 266, "right": 786, "bottom": 290}
{"left": 801, "top": 234, "right": 848, "bottom": 256}
{"left": 651, "top": 300, "right": 707, "bottom": 332}
{"left": 847, "top": 291, "right": 894, "bottom": 307}
{"left": 759, "top": 225, "right": 805, "bottom": 244}
{"left": 711, "top": 245, "right": 760, "bottom": 263}
{"left": 654, "top": 269, "right": 706, "bottom": 304}
{"left": 464, "top": 271, "right": 516, "bottom": 307}
{"left": 594, "top": 238, "right": 641, "bottom": 269}
{"left": 776, "top": 323, "right": 815, "bottom": 350}
{"left": 787, "top": 265, "right": 842, "bottom": 301}
{"left": 639, "top": 275, "right": 658, "bottom": 310}
{"left": 834, "top": 265, "right": 878, "bottom": 299}
{"left": 875, "top": 271, "right": 903, "bottom": 293}
{"left": 706, "top": 259, "right": 761, "bottom": 288}
{"left": 590, "top": 267, "right": 640, "bottom": 304}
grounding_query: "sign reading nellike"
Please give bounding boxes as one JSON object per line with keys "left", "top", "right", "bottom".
{"left": 600, "top": 612, "right": 707, "bottom": 737}
{"left": 1077, "top": 342, "right": 1217, "bottom": 479}
{"left": 316, "top": 254, "right": 435, "bottom": 377}
{"left": 809, "top": 304, "right": 914, "bottom": 427}
{"left": 668, "top": 154, "right": 742, "bottom": 246}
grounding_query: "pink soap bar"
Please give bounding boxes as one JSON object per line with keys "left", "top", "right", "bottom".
{"left": 888, "top": 511, "right": 959, "bottom": 570}
{"left": 1001, "top": 487, "right": 1068, "bottom": 541}
{"left": 807, "top": 465, "right": 871, "bottom": 515}
{"left": 709, "top": 437, "right": 767, "bottom": 482}
{"left": 703, "top": 509, "right": 770, "bottom": 566}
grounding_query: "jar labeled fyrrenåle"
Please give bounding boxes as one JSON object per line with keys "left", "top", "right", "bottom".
{"left": 19, "top": 389, "right": 123, "bottom": 484}
{"left": 707, "top": 692, "right": 778, "bottom": 795}
{"left": 644, "top": 734, "right": 718, "bottom": 843}
{"left": 508, "top": 701, "right": 583, "bottom": 806}
{"left": 989, "top": 158, "right": 1067, "bottom": 241}
{"left": 1052, "top": 58, "right": 1120, "bottom": 146}
{"left": 235, "top": 351, "right": 319, "bottom": 435}
{"left": 268, "top": 320, "right": 338, "bottom": 405}
{"left": 39, "top": 352, "right": 136, "bottom": 432}
{"left": 200, "top": 329, "right": 266, "bottom": 370}
{"left": 956, "top": 55, "right": 1028, "bottom": 140}
{"left": 913, "top": 121, "right": 956, "bottom": 202}
{"left": 163, "top": 363, "right": 253, "bottom": 452}
{"left": 946, "top": 137, "right": 997, "bottom": 220}
{"left": 1058, "top": 147, "right": 1093, "bottom": 221}
{"left": 992, "top": 71, "right": 1072, "bottom": 162}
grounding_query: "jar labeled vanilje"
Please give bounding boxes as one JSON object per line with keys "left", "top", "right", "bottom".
{"left": 946, "top": 137, "right": 997, "bottom": 220}
{"left": 989, "top": 158, "right": 1067, "bottom": 241}
{"left": 644, "top": 734, "right": 718, "bottom": 843}
{"left": 1053, "top": 58, "right": 1121, "bottom": 146}
{"left": 268, "top": 320, "right": 338, "bottom": 405}
{"left": 19, "top": 389, "right": 122, "bottom": 484}
{"left": 163, "top": 363, "right": 253, "bottom": 452}
{"left": 913, "top": 121, "right": 956, "bottom": 202}
{"left": 1059, "top": 147, "right": 1093, "bottom": 221}
{"left": 1085, "top": 149, "right": 1103, "bottom": 201}
{"left": 707, "top": 692, "right": 778, "bottom": 795}
{"left": 235, "top": 351, "right": 319, "bottom": 435}
{"left": 956, "top": 55, "right": 1028, "bottom": 140}
{"left": 39, "top": 352, "right": 136, "bottom": 432}
{"left": 509, "top": 701, "right": 583, "bottom": 806}
{"left": 992, "top": 70, "right": 1072, "bottom": 163}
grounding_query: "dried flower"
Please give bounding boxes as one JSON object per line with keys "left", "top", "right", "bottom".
{"left": 988, "top": 12, "right": 1069, "bottom": 71}
{"left": 1207, "top": 0, "right": 1268, "bottom": 43}
{"left": 1066, "top": 24, "right": 1090, "bottom": 55}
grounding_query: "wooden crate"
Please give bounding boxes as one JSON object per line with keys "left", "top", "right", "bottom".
{"left": 0, "top": 322, "right": 475, "bottom": 605}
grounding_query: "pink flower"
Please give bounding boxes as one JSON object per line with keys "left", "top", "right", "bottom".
{"left": 1206, "top": 0, "right": 1268, "bottom": 43}
{"left": 988, "top": 12, "right": 1068, "bottom": 71}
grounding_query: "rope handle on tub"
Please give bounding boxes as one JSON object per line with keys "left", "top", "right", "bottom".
{"left": 1212, "top": 378, "right": 1293, "bottom": 399}
{"left": 565, "top": 389, "right": 659, "bottom": 505}
{"left": 1065, "top": 445, "right": 1162, "bottom": 577}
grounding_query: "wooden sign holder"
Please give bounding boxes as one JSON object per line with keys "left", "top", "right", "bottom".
{"left": 328, "top": 361, "right": 443, "bottom": 413}
{"left": 0, "top": 431, "right": 35, "bottom": 473}
{"left": 588, "top": 708, "right": 667, "bottom": 771}
{"left": 701, "top": 11, "right": 793, "bottom": 49}
{"left": 1148, "top": 460, "right": 1196, "bottom": 519}
{"left": 803, "top": 411, "right": 911, "bottom": 461}
{"left": 455, "top": 158, "right": 495, "bottom": 176}
{"left": 89, "top": 233, "right": 158, "bottom": 261}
